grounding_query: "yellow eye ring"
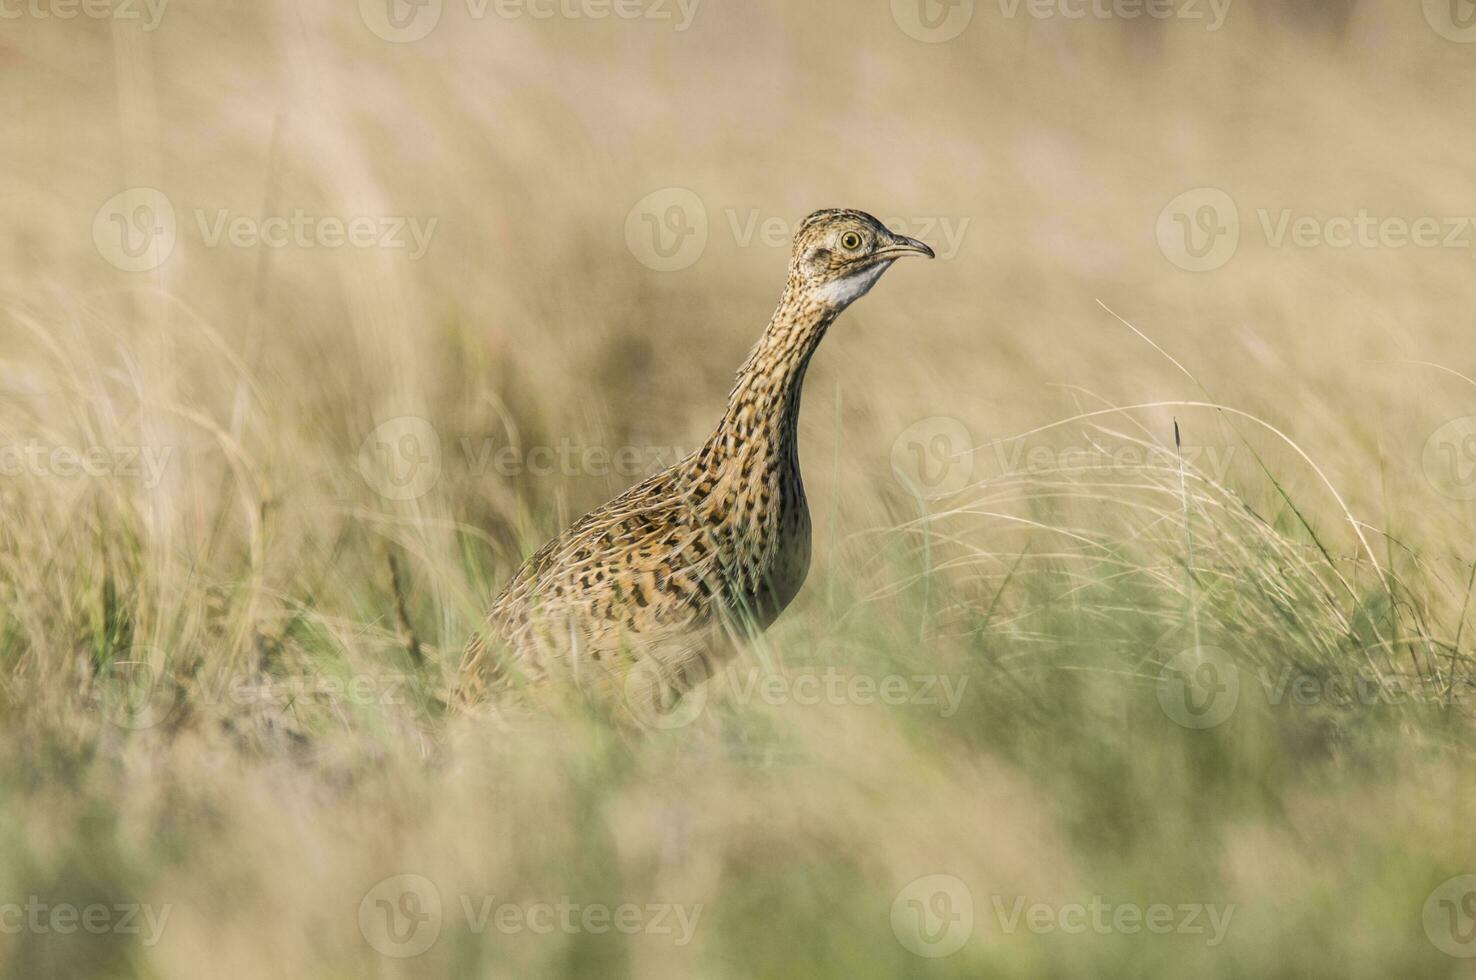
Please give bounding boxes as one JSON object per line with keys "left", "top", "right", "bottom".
{"left": 840, "top": 231, "right": 863, "bottom": 251}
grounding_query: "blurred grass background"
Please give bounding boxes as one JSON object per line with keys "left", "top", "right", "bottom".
{"left": 2, "top": 0, "right": 1476, "bottom": 976}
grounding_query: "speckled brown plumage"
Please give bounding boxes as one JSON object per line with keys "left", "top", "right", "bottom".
{"left": 456, "top": 209, "right": 934, "bottom": 719}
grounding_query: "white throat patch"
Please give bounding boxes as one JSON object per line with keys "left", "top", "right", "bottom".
{"left": 815, "top": 260, "right": 895, "bottom": 310}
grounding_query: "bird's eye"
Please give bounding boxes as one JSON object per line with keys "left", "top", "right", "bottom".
{"left": 840, "top": 231, "right": 864, "bottom": 251}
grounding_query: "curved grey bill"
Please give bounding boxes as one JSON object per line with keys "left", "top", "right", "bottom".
{"left": 881, "top": 235, "right": 936, "bottom": 259}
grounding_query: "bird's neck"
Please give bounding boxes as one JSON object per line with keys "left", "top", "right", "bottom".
{"left": 707, "top": 282, "right": 836, "bottom": 460}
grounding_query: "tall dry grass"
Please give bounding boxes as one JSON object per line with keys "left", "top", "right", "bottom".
{"left": 2, "top": 1, "right": 1476, "bottom": 976}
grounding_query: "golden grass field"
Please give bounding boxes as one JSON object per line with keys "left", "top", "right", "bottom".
{"left": 4, "top": 0, "right": 1476, "bottom": 976}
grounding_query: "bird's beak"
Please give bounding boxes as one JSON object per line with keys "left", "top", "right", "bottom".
{"left": 879, "top": 234, "right": 936, "bottom": 259}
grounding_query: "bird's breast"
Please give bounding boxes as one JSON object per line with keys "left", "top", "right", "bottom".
{"left": 726, "top": 453, "right": 810, "bottom": 628}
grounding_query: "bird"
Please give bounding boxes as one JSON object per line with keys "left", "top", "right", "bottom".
{"left": 455, "top": 209, "right": 935, "bottom": 722}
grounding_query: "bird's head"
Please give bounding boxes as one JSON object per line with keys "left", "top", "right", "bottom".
{"left": 789, "top": 209, "right": 935, "bottom": 310}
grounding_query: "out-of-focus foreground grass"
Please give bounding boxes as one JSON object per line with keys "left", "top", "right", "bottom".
{"left": 3, "top": 1, "right": 1476, "bottom": 976}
